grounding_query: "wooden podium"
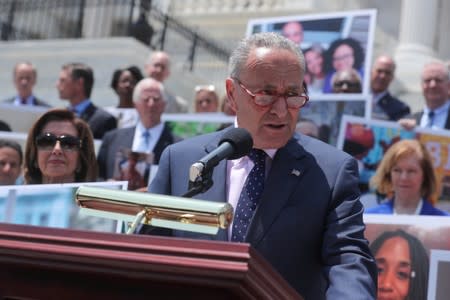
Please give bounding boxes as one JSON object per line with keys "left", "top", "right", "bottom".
{"left": 0, "top": 223, "right": 302, "bottom": 299}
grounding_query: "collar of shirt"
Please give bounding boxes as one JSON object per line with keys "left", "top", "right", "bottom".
{"left": 421, "top": 100, "right": 450, "bottom": 128}
{"left": 132, "top": 121, "right": 164, "bottom": 153}
{"left": 70, "top": 99, "right": 91, "bottom": 116}
{"left": 14, "top": 95, "right": 34, "bottom": 105}
{"left": 393, "top": 198, "right": 423, "bottom": 215}
{"left": 371, "top": 90, "right": 388, "bottom": 104}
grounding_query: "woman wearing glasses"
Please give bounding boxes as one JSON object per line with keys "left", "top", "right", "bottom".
{"left": 24, "top": 109, "right": 97, "bottom": 184}
{"left": 370, "top": 229, "right": 429, "bottom": 300}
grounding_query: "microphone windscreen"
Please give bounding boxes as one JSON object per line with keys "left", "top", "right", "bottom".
{"left": 219, "top": 127, "right": 253, "bottom": 159}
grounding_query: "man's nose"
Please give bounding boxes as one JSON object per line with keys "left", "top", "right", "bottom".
{"left": 270, "top": 95, "right": 289, "bottom": 116}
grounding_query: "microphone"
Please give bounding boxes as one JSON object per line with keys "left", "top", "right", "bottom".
{"left": 189, "top": 128, "right": 253, "bottom": 183}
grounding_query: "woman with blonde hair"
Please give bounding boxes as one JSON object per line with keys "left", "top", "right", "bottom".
{"left": 365, "top": 139, "right": 448, "bottom": 215}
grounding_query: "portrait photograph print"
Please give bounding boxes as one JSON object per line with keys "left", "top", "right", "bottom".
{"left": 337, "top": 115, "right": 450, "bottom": 206}
{"left": 247, "top": 9, "right": 376, "bottom": 145}
{"left": 364, "top": 214, "right": 450, "bottom": 300}
{"left": 113, "top": 148, "right": 154, "bottom": 191}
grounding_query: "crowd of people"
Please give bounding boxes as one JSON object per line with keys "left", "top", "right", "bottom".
{"left": 1, "top": 26, "right": 450, "bottom": 298}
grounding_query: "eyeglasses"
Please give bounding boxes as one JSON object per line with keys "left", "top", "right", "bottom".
{"left": 333, "top": 80, "right": 361, "bottom": 88}
{"left": 195, "top": 85, "right": 216, "bottom": 92}
{"left": 233, "top": 78, "right": 309, "bottom": 109}
{"left": 35, "top": 133, "right": 82, "bottom": 151}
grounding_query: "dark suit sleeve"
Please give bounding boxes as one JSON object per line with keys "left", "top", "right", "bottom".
{"left": 148, "top": 145, "right": 172, "bottom": 194}
{"left": 97, "top": 131, "right": 113, "bottom": 180}
{"left": 323, "top": 156, "right": 377, "bottom": 298}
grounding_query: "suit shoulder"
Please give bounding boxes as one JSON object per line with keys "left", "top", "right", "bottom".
{"left": 297, "top": 134, "right": 352, "bottom": 162}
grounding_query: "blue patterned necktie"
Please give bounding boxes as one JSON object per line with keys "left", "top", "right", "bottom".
{"left": 142, "top": 130, "right": 150, "bottom": 151}
{"left": 231, "top": 149, "right": 266, "bottom": 242}
{"left": 427, "top": 111, "right": 435, "bottom": 127}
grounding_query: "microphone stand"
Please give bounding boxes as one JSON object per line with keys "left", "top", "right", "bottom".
{"left": 182, "top": 162, "right": 213, "bottom": 198}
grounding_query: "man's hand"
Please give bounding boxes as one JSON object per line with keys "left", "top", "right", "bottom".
{"left": 398, "top": 118, "right": 417, "bottom": 131}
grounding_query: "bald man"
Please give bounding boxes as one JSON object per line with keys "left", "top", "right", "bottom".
{"left": 144, "top": 51, "right": 189, "bottom": 113}
{"left": 3, "top": 62, "right": 51, "bottom": 107}
{"left": 370, "top": 55, "right": 410, "bottom": 120}
{"left": 281, "top": 21, "right": 304, "bottom": 47}
{"left": 400, "top": 61, "right": 450, "bottom": 130}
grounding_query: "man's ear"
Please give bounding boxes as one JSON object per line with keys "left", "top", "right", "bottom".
{"left": 225, "top": 78, "right": 238, "bottom": 111}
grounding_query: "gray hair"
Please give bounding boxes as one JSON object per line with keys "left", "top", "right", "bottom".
{"left": 132, "top": 77, "right": 166, "bottom": 103}
{"left": 228, "top": 32, "right": 305, "bottom": 78}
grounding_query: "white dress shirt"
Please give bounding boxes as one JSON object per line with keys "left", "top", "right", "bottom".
{"left": 132, "top": 121, "right": 164, "bottom": 153}
{"left": 420, "top": 101, "right": 450, "bottom": 129}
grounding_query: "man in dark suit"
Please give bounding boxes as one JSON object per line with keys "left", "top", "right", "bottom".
{"left": 97, "top": 78, "right": 177, "bottom": 181}
{"left": 56, "top": 63, "right": 117, "bottom": 139}
{"left": 370, "top": 55, "right": 410, "bottom": 121}
{"left": 140, "top": 32, "right": 377, "bottom": 298}
{"left": 399, "top": 61, "right": 450, "bottom": 130}
{"left": 3, "top": 62, "right": 51, "bottom": 107}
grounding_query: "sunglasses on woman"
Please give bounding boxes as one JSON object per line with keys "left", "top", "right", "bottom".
{"left": 35, "top": 133, "right": 82, "bottom": 151}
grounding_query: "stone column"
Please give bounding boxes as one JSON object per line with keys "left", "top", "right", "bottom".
{"left": 394, "top": 0, "right": 439, "bottom": 112}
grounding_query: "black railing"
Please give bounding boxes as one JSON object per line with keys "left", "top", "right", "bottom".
{"left": 0, "top": 0, "right": 231, "bottom": 70}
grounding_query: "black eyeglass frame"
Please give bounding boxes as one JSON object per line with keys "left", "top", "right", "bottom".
{"left": 35, "top": 132, "right": 82, "bottom": 151}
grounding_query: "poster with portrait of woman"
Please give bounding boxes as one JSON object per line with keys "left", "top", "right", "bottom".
{"left": 246, "top": 9, "right": 376, "bottom": 145}
{"left": 337, "top": 115, "right": 450, "bottom": 206}
{"left": 246, "top": 9, "right": 376, "bottom": 97}
{"left": 364, "top": 214, "right": 450, "bottom": 300}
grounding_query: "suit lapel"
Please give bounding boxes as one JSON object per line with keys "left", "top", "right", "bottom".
{"left": 445, "top": 106, "right": 450, "bottom": 129}
{"left": 246, "top": 138, "right": 308, "bottom": 246}
{"left": 80, "top": 103, "right": 95, "bottom": 121}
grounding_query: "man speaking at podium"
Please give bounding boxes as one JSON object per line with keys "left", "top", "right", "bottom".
{"left": 140, "top": 32, "right": 377, "bottom": 299}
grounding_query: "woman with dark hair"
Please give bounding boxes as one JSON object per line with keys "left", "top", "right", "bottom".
{"left": 323, "top": 37, "right": 365, "bottom": 93}
{"left": 110, "top": 66, "right": 144, "bottom": 108}
{"left": 370, "top": 229, "right": 429, "bottom": 300}
{"left": 24, "top": 109, "right": 97, "bottom": 183}
{"left": 107, "top": 66, "right": 144, "bottom": 128}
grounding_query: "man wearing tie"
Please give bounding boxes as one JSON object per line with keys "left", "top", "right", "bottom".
{"left": 3, "top": 62, "right": 51, "bottom": 107}
{"left": 139, "top": 32, "right": 376, "bottom": 298}
{"left": 400, "top": 61, "right": 450, "bottom": 130}
{"left": 97, "top": 78, "right": 177, "bottom": 181}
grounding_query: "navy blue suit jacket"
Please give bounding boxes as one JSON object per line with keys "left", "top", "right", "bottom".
{"left": 365, "top": 198, "right": 450, "bottom": 216}
{"left": 376, "top": 92, "right": 410, "bottom": 121}
{"left": 80, "top": 103, "right": 117, "bottom": 139}
{"left": 142, "top": 127, "right": 377, "bottom": 299}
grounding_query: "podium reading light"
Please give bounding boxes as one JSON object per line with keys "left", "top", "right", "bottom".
{"left": 75, "top": 186, "right": 233, "bottom": 235}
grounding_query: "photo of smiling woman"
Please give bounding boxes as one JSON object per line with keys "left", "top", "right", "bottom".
{"left": 370, "top": 229, "right": 429, "bottom": 300}
{"left": 24, "top": 109, "right": 97, "bottom": 184}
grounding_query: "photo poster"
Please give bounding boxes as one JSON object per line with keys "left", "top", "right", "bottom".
{"left": 113, "top": 148, "right": 154, "bottom": 191}
{"left": 0, "top": 181, "right": 128, "bottom": 233}
{"left": 337, "top": 115, "right": 450, "bottom": 204}
{"left": 363, "top": 214, "right": 450, "bottom": 300}
{"left": 428, "top": 250, "right": 450, "bottom": 300}
{"left": 246, "top": 9, "right": 377, "bottom": 145}
{"left": 162, "top": 113, "right": 235, "bottom": 139}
